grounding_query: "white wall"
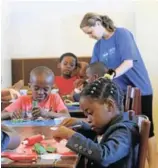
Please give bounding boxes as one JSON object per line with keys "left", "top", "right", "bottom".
{"left": 2, "top": 0, "right": 158, "bottom": 85}
{"left": 1, "top": 0, "right": 135, "bottom": 88}
{"left": 134, "top": 1, "right": 158, "bottom": 144}
{"left": 1, "top": 0, "right": 12, "bottom": 88}
{"left": 6, "top": 0, "right": 135, "bottom": 58}
{"left": 134, "top": 1, "right": 158, "bottom": 79}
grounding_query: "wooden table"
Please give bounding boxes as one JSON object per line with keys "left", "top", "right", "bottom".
{"left": 1, "top": 126, "right": 79, "bottom": 168}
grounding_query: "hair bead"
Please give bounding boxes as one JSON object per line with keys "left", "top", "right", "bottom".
{"left": 91, "top": 90, "right": 94, "bottom": 94}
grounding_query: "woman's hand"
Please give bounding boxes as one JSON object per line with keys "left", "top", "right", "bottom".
{"left": 51, "top": 126, "right": 75, "bottom": 139}
{"left": 103, "top": 69, "right": 116, "bottom": 80}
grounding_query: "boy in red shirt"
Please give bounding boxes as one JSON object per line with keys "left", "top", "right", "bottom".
{"left": 54, "top": 53, "right": 80, "bottom": 98}
{"left": 1, "top": 66, "right": 69, "bottom": 120}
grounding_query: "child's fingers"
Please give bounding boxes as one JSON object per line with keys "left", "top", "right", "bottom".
{"left": 32, "top": 109, "right": 41, "bottom": 117}
{"left": 59, "top": 118, "right": 74, "bottom": 126}
{"left": 12, "top": 112, "right": 17, "bottom": 119}
{"left": 12, "top": 112, "right": 21, "bottom": 119}
{"left": 59, "top": 118, "right": 77, "bottom": 127}
{"left": 53, "top": 137, "right": 62, "bottom": 142}
{"left": 51, "top": 129, "right": 59, "bottom": 138}
{"left": 14, "top": 111, "right": 21, "bottom": 119}
{"left": 32, "top": 108, "right": 40, "bottom": 114}
{"left": 32, "top": 111, "right": 40, "bottom": 117}
{"left": 59, "top": 119, "right": 70, "bottom": 127}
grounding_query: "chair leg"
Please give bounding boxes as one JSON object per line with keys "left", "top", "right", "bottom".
{"left": 147, "top": 137, "right": 157, "bottom": 168}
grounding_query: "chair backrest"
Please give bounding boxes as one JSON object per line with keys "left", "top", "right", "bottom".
{"left": 125, "top": 86, "right": 142, "bottom": 115}
{"left": 128, "top": 113, "right": 150, "bottom": 168}
{"left": 137, "top": 115, "right": 150, "bottom": 168}
{"left": 127, "top": 111, "right": 150, "bottom": 168}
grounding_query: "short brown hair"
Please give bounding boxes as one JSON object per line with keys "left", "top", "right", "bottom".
{"left": 87, "top": 62, "right": 108, "bottom": 77}
{"left": 80, "top": 13, "right": 115, "bottom": 32}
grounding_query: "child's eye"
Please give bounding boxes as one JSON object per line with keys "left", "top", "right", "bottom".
{"left": 86, "top": 110, "right": 93, "bottom": 116}
{"left": 44, "top": 88, "right": 49, "bottom": 92}
{"left": 88, "top": 112, "right": 92, "bottom": 115}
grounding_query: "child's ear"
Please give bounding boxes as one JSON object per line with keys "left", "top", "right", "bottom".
{"left": 57, "top": 63, "right": 61, "bottom": 69}
{"left": 105, "top": 98, "right": 115, "bottom": 112}
{"left": 94, "top": 74, "right": 99, "bottom": 80}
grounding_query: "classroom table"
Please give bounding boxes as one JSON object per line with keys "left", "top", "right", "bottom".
{"left": 1, "top": 126, "right": 79, "bottom": 168}
{"left": 2, "top": 119, "right": 56, "bottom": 127}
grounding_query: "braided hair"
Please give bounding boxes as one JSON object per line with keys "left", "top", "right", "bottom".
{"left": 80, "top": 78, "right": 124, "bottom": 112}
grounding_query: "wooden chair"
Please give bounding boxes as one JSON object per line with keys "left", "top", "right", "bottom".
{"left": 137, "top": 115, "right": 150, "bottom": 168}
{"left": 128, "top": 111, "right": 150, "bottom": 168}
{"left": 125, "top": 85, "right": 142, "bottom": 115}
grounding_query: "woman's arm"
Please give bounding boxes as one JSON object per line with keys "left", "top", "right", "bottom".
{"left": 115, "top": 60, "right": 133, "bottom": 78}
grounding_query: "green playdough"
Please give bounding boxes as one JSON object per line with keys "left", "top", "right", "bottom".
{"left": 33, "top": 143, "right": 57, "bottom": 154}
{"left": 45, "top": 145, "right": 56, "bottom": 153}
{"left": 33, "top": 143, "right": 46, "bottom": 155}
{"left": 11, "top": 119, "right": 25, "bottom": 123}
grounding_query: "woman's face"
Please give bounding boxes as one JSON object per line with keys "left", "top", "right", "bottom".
{"left": 82, "top": 23, "right": 104, "bottom": 40}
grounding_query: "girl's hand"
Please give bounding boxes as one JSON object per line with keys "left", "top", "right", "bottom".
{"left": 51, "top": 126, "right": 75, "bottom": 139}
{"left": 59, "top": 117, "right": 80, "bottom": 127}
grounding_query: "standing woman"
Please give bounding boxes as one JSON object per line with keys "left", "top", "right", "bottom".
{"left": 80, "top": 13, "right": 156, "bottom": 168}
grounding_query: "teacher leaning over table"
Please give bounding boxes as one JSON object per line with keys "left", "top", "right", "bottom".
{"left": 79, "top": 12, "right": 157, "bottom": 168}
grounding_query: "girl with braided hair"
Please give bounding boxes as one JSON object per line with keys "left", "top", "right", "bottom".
{"left": 51, "top": 77, "right": 139, "bottom": 168}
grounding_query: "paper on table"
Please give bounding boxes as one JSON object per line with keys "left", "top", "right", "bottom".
{"left": 66, "top": 102, "right": 80, "bottom": 106}
{"left": 40, "top": 153, "right": 61, "bottom": 160}
{"left": 50, "top": 127, "right": 58, "bottom": 130}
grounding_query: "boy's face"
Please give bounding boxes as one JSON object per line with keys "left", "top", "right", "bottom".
{"left": 86, "top": 68, "right": 98, "bottom": 83}
{"left": 29, "top": 75, "right": 53, "bottom": 102}
{"left": 80, "top": 97, "right": 114, "bottom": 134}
{"left": 60, "top": 56, "right": 76, "bottom": 77}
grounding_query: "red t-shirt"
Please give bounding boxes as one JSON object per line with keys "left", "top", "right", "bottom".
{"left": 55, "top": 76, "right": 79, "bottom": 96}
{"left": 5, "top": 94, "right": 67, "bottom": 113}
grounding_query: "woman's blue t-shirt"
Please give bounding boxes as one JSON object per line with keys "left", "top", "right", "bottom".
{"left": 91, "top": 27, "right": 152, "bottom": 95}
